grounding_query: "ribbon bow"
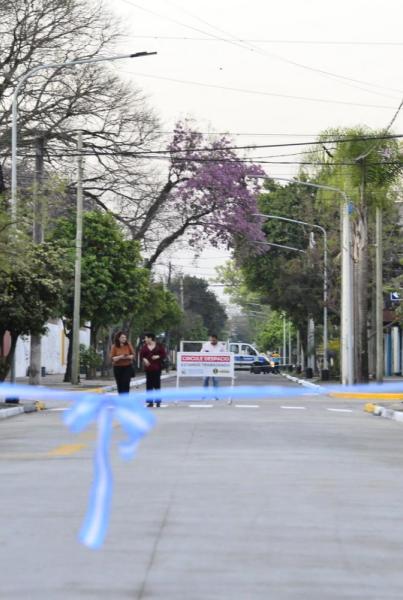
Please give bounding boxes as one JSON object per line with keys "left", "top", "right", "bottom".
{"left": 64, "top": 393, "right": 156, "bottom": 549}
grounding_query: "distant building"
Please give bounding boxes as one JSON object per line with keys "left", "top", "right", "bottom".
{"left": 10, "top": 320, "right": 90, "bottom": 377}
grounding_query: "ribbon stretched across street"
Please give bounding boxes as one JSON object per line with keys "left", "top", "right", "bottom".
{"left": 0, "top": 381, "right": 402, "bottom": 548}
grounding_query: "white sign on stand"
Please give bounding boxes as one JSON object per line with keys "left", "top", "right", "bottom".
{"left": 177, "top": 352, "right": 234, "bottom": 378}
{"left": 176, "top": 352, "right": 235, "bottom": 401}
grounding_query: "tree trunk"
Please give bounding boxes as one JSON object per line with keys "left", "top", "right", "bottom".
{"left": 29, "top": 334, "right": 42, "bottom": 385}
{"left": 87, "top": 325, "right": 98, "bottom": 379}
{"left": 63, "top": 331, "right": 73, "bottom": 382}
{"left": 0, "top": 333, "right": 18, "bottom": 382}
{"left": 100, "top": 332, "right": 112, "bottom": 377}
{"left": 307, "top": 318, "right": 316, "bottom": 375}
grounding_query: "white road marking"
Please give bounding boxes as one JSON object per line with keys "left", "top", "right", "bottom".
{"left": 189, "top": 404, "right": 213, "bottom": 408}
{"left": 235, "top": 404, "right": 259, "bottom": 408}
{"left": 47, "top": 408, "right": 68, "bottom": 412}
{"left": 281, "top": 406, "right": 307, "bottom": 410}
{"left": 327, "top": 408, "right": 353, "bottom": 413}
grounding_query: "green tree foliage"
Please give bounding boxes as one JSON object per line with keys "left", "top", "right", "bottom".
{"left": 215, "top": 260, "right": 272, "bottom": 342}
{"left": 215, "top": 260, "right": 262, "bottom": 310}
{"left": 238, "top": 179, "right": 338, "bottom": 333}
{"left": 0, "top": 199, "right": 15, "bottom": 275}
{"left": 177, "top": 312, "right": 209, "bottom": 341}
{"left": 255, "top": 311, "right": 287, "bottom": 351}
{"left": 0, "top": 241, "right": 69, "bottom": 380}
{"left": 170, "top": 275, "right": 228, "bottom": 340}
{"left": 310, "top": 127, "right": 402, "bottom": 381}
{"left": 313, "top": 128, "right": 402, "bottom": 209}
{"left": 131, "top": 282, "right": 182, "bottom": 340}
{"left": 50, "top": 210, "right": 150, "bottom": 378}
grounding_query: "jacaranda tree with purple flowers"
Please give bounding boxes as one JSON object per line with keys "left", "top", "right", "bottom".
{"left": 117, "top": 121, "right": 267, "bottom": 266}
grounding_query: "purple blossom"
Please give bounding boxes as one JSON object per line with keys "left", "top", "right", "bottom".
{"left": 167, "top": 121, "right": 267, "bottom": 252}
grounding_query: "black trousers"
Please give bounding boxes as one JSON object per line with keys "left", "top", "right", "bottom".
{"left": 113, "top": 365, "right": 132, "bottom": 394}
{"left": 146, "top": 370, "right": 162, "bottom": 402}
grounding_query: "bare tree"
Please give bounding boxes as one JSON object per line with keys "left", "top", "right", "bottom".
{"left": 0, "top": 0, "right": 160, "bottom": 203}
{"left": 0, "top": 2, "right": 264, "bottom": 274}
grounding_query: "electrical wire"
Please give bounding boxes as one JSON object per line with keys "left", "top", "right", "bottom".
{"left": 122, "top": 70, "right": 397, "bottom": 110}
{"left": 118, "top": 0, "right": 403, "bottom": 96}
{"left": 120, "top": 35, "right": 403, "bottom": 47}
{"left": 9, "top": 132, "right": 402, "bottom": 156}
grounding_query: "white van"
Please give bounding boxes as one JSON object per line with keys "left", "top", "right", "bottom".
{"left": 228, "top": 342, "right": 270, "bottom": 370}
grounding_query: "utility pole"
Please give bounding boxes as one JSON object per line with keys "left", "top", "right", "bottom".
{"left": 375, "top": 207, "right": 383, "bottom": 382}
{"left": 283, "top": 316, "right": 287, "bottom": 365}
{"left": 167, "top": 262, "right": 173, "bottom": 290}
{"left": 296, "top": 329, "right": 301, "bottom": 372}
{"left": 71, "top": 131, "right": 84, "bottom": 385}
{"left": 288, "top": 321, "right": 292, "bottom": 368}
{"left": 179, "top": 275, "right": 185, "bottom": 310}
{"left": 341, "top": 201, "right": 354, "bottom": 385}
{"left": 29, "top": 136, "right": 45, "bottom": 385}
{"left": 307, "top": 318, "right": 315, "bottom": 378}
{"left": 356, "top": 159, "right": 369, "bottom": 382}
{"left": 306, "top": 231, "right": 316, "bottom": 378}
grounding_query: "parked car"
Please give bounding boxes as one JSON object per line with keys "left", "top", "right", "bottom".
{"left": 228, "top": 342, "right": 269, "bottom": 371}
{"left": 250, "top": 356, "right": 272, "bottom": 374}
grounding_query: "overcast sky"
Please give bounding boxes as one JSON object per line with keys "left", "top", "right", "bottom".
{"left": 104, "top": 0, "right": 403, "bottom": 302}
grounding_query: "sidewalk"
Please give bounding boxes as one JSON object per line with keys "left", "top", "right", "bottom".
{"left": 285, "top": 372, "right": 403, "bottom": 393}
{"left": 283, "top": 372, "right": 403, "bottom": 424}
{"left": 0, "top": 371, "right": 176, "bottom": 419}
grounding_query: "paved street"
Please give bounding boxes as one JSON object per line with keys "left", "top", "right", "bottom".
{"left": 1, "top": 373, "right": 403, "bottom": 599}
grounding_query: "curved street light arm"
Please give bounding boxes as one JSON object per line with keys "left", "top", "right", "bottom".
{"left": 254, "top": 240, "right": 307, "bottom": 253}
{"left": 11, "top": 51, "right": 157, "bottom": 222}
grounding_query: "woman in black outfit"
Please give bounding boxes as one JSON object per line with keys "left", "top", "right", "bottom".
{"left": 140, "top": 333, "right": 167, "bottom": 408}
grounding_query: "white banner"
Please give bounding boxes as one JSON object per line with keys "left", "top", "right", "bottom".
{"left": 177, "top": 352, "right": 234, "bottom": 378}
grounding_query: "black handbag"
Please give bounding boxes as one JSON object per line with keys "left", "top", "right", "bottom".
{"left": 129, "top": 363, "right": 136, "bottom": 378}
{"left": 159, "top": 344, "right": 170, "bottom": 370}
{"left": 161, "top": 356, "right": 170, "bottom": 370}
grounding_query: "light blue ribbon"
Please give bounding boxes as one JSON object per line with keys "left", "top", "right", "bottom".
{"left": 1, "top": 379, "right": 403, "bottom": 549}
{"left": 1, "top": 381, "right": 403, "bottom": 404}
{"left": 63, "top": 394, "right": 156, "bottom": 549}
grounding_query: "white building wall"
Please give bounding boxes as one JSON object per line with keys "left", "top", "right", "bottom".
{"left": 14, "top": 320, "right": 90, "bottom": 377}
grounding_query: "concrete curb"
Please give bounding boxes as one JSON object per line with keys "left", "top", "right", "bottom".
{"left": 364, "top": 402, "right": 403, "bottom": 423}
{"left": 283, "top": 373, "right": 403, "bottom": 424}
{"left": 282, "top": 373, "right": 325, "bottom": 391}
{"left": 0, "top": 406, "right": 24, "bottom": 419}
{"left": 282, "top": 373, "right": 403, "bottom": 400}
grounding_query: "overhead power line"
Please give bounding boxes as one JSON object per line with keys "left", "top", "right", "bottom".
{"left": 8, "top": 150, "right": 402, "bottom": 167}
{"left": 124, "top": 70, "right": 398, "bottom": 109}
{"left": 21, "top": 132, "right": 403, "bottom": 153}
{"left": 119, "top": 0, "right": 403, "bottom": 96}
{"left": 122, "top": 36, "right": 403, "bottom": 46}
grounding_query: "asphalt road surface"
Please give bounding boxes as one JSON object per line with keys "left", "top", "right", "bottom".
{"left": 1, "top": 372, "right": 403, "bottom": 599}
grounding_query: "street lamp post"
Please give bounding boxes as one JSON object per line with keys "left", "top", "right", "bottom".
{"left": 253, "top": 176, "right": 354, "bottom": 386}
{"left": 10, "top": 51, "right": 157, "bottom": 384}
{"left": 254, "top": 212, "right": 329, "bottom": 380}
